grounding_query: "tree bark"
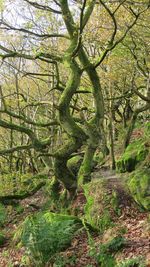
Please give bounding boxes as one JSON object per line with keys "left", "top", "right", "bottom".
{"left": 54, "top": 61, "right": 87, "bottom": 196}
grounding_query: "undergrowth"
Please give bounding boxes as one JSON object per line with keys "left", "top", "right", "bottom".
{"left": 89, "top": 235, "right": 126, "bottom": 267}
{"left": 14, "top": 212, "right": 82, "bottom": 266}
{"left": 0, "top": 203, "right": 6, "bottom": 227}
{"left": 117, "top": 256, "right": 146, "bottom": 267}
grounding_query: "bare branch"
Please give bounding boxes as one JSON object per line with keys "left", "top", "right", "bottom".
{"left": 99, "top": 0, "right": 118, "bottom": 46}
{"left": 24, "top": 0, "right": 62, "bottom": 14}
{"left": 94, "top": 11, "right": 140, "bottom": 68}
{"left": 0, "top": 20, "right": 69, "bottom": 39}
{"left": 0, "top": 181, "right": 46, "bottom": 201}
{"left": 0, "top": 109, "right": 59, "bottom": 127}
{"left": 132, "top": 87, "right": 150, "bottom": 102}
{"left": 0, "top": 144, "right": 33, "bottom": 156}
{"left": 94, "top": 3, "right": 150, "bottom": 68}
{"left": 0, "top": 45, "right": 62, "bottom": 63}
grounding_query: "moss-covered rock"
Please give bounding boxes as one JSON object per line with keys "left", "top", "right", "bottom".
{"left": 67, "top": 155, "right": 83, "bottom": 176}
{"left": 128, "top": 168, "right": 150, "bottom": 210}
{"left": 116, "top": 140, "right": 149, "bottom": 173}
{"left": 83, "top": 179, "right": 120, "bottom": 232}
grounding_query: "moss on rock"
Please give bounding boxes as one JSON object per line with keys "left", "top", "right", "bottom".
{"left": 67, "top": 155, "right": 83, "bottom": 176}
{"left": 83, "top": 179, "right": 120, "bottom": 232}
{"left": 128, "top": 168, "right": 150, "bottom": 210}
{"left": 116, "top": 140, "right": 149, "bottom": 173}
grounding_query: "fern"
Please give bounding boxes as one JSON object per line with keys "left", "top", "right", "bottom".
{"left": 89, "top": 236, "right": 126, "bottom": 267}
{"left": 117, "top": 256, "right": 146, "bottom": 267}
{"left": 14, "top": 212, "right": 82, "bottom": 266}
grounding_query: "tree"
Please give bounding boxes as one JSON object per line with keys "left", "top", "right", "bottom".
{"left": 0, "top": 0, "right": 149, "bottom": 197}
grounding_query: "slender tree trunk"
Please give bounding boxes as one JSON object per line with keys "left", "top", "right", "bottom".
{"left": 109, "top": 83, "right": 116, "bottom": 170}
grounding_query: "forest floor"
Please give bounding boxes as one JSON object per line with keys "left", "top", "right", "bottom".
{"left": 0, "top": 168, "right": 150, "bottom": 267}
{"left": 66, "top": 168, "right": 150, "bottom": 267}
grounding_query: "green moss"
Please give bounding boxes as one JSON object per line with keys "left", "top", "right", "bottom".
{"left": 83, "top": 179, "right": 115, "bottom": 232}
{"left": 67, "top": 155, "right": 82, "bottom": 176}
{"left": 15, "top": 204, "right": 24, "bottom": 214}
{"left": 128, "top": 168, "right": 150, "bottom": 210}
{"left": 111, "top": 191, "right": 121, "bottom": 216}
{"left": 94, "top": 152, "right": 103, "bottom": 164}
{"left": 116, "top": 140, "right": 149, "bottom": 173}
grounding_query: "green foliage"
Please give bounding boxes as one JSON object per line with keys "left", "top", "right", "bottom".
{"left": 89, "top": 236, "right": 126, "bottom": 267}
{"left": 14, "top": 204, "right": 24, "bottom": 214}
{"left": 0, "top": 0, "right": 4, "bottom": 11}
{"left": 14, "top": 212, "right": 82, "bottom": 266}
{"left": 111, "top": 190, "right": 121, "bottom": 216}
{"left": 98, "top": 210, "right": 114, "bottom": 233}
{"left": 117, "top": 256, "right": 146, "bottom": 267}
{"left": 105, "top": 236, "right": 126, "bottom": 253}
{"left": 0, "top": 203, "right": 6, "bottom": 227}
{"left": 93, "top": 151, "right": 104, "bottom": 165}
{"left": 0, "top": 231, "right": 5, "bottom": 246}
{"left": 144, "top": 122, "right": 150, "bottom": 139}
{"left": 128, "top": 168, "right": 150, "bottom": 210}
{"left": 53, "top": 255, "right": 77, "bottom": 267}
{"left": 0, "top": 172, "right": 47, "bottom": 197}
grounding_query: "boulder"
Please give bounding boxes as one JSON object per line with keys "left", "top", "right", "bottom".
{"left": 128, "top": 168, "right": 150, "bottom": 210}
{"left": 116, "top": 140, "right": 149, "bottom": 173}
{"left": 67, "top": 155, "right": 83, "bottom": 176}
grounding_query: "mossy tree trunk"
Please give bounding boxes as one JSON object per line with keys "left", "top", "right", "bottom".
{"left": 77, "top": 49, "right": 105, "bottom": 186}
{"left": 57, "top": 1, "right": 107, "bottom": 187}
{"left": 53, "top": 2, "right": 88, "bottom": 195}
{"left": 54, "top": 59, "right": 87, "bottom": 195}
{"left": 109, "top": 82, "right": 116, "bottom": 170}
